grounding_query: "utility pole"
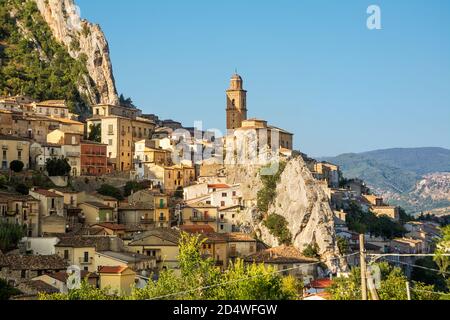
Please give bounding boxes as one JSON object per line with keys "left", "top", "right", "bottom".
{"left": 406, "top": 281, "right": 412, "bottom": 301}
{"left": 360, "top": 234, "right": 368, "bottom": 301}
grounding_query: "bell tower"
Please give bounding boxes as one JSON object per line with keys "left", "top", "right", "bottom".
{"left": 226, "top": 73, "right": 247, "bottom": 131}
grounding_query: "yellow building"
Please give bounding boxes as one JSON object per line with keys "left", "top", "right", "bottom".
{"left": 372, "top": 206, "right": 400, "bottom": 221}
{"left": 0, "top": 110, "right": 13, "bottom": 136}
{"left": 98, "top": 266, "right": 136, "bottom": 296}
{"left": 87, "top": 116, "right": 155, "bottom": 172}
{"left": 153, "top": 194, "right": 171, "bottom": 228}
{"left": 0, "top": 135, "right": 31, "bottom": 170}
{"left": 182, "top": 202, "right": 218, "bottom": 232}
{"left": 55, "top": 236, "right": 113, "bottom": 272}
{"left": 226, "top": 73, "right": 248, "bottom": 131}
{"left": 0, "top": 192, "right": 40, "bottom": 237}
{"left": 144, "top": 164, "right": 195, "bottom": 193}
{"left": 95, "top": 251, "right": 156, "bottom": 272}
{"left": 314, "top": 162, "right": 340, "bottom": 188}
{"left": 126, "top": 229, "right": 181, "bottom": 270}
{"left": 32, "top": 100, "right": 70, "bottom": 119}
{"left": 78, "top": 202, "right": 116, "bottom": 225}
{"left": 47, "top": 130, "right": 82, "bottom": 176}
{"left": 92, "top": 104, "right": 141, "bottom": 119}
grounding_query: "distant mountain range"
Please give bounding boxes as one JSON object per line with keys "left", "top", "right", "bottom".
{"left": 321, "top": 147, "right": 450, "bottom": 216}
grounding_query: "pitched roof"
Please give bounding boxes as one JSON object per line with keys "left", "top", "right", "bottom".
{"left": 244, "top": 246, "right": 319, "bottom": 264}
{"left": 0, "top": 255, "right": 68, "bottom": 270}
{"left": 98, "top": 266, "right": 130, "bottom": 274}
{"left": 223, "top": 233, "right": 256, "bottom": 242}
{"left": 309, "top": 278, "right": 333, "bottom": 289}
{"left": 55, "top": 236, "right": 112, "bottom": 250}
{"left": 179, "top": 225, "right": 215, "bottom": 234}
{"left": 129, "top": 228, "right": 181, "bottom": 246}
{"left": 92, "top": 223, "right": 127, "bottom": 231}
{"left": 208, "top": 184, "right": 230, "bottom": 189}
{"left": 30, "top": 189, "right": 63, "bottom": 198}
{"left": 20, "top": 280, "right": 60, "bottom": 294}
{"left": 97, "top": 251, "right": 155, "bottom": 263}
{"left": 46, "top": 270, "right": 98, "bottom": 283}
{"left": 81, "top": 202, "right": 113, "bottom": 210}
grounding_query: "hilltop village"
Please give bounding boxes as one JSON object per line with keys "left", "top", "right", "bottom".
{"left": 0, "top": 74, "right": 443, "bottom": 299}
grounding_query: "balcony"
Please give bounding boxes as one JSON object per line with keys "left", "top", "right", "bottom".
{"left": 79, "top": 257, "right": 94, "bottom": 265}
{"left": 190, "top": 216, "right": 216, "bottom": 222}
{"left": 66, "top": 152, "right": 80, "bottom": 157}
{"left": 140, "top": 218, "right": 154, "bottom": 225}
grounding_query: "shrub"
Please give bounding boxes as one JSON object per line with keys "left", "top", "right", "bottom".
{"left": 263, "top": 214, "right": 292, "bottom": 245}
{"left": 257, "top": 162, "right": 286, "bottom": 213}
{"left": 15, "top": 183, "right": 29, "bottom": 195}
{"left": 9, "top": 160, "right": 24, "bottom": 173}
{"left": 97, "top": 184, "right": 124, "bottom": 201}
{"left": 302, "top": 244, "right": 320, "bottom": 259}
{"left": 45, "top": 158, "right": 71, "bottom": 177}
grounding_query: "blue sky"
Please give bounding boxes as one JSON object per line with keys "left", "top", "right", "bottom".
{"left": 76, "top": 0, "right": 450, "bottom": 157}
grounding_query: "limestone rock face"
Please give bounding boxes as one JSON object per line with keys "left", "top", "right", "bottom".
{"left": 34, "top": 0, "right": 119, "bottom": 105}
{"left": 226, "top": 157, "right": 342, "bottom": 270}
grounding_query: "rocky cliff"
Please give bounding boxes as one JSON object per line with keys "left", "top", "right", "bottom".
{"left": 34, "top": 0, "right": 119, "bottom": 105}
{"left": 225, "top": 156, "right": 342, "bottom": 270}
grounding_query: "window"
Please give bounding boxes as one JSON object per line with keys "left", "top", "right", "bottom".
{"left": 222, "top": 193, "right": 227, "bottom": 197}
{"left": 232, "top": 191, "right": 237, "bottom": 197}
{"left": 221, "top": 201, "right": 225, "bottom": 207}
{"left": 21, "top": 270, "right": 26, "bottom": 279}
{"left": 108, "top": 139, "right": 113, "bottom": 146}
{"left": 64, "top": 250, "right": 69, "bottom": 260}
{"left": 220, "top": 224, "right": 224, "bottom": 231}
{"left": 84, "top": 252, "right": 89, "bottom": 263}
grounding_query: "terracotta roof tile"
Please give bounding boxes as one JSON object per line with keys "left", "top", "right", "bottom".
{"left": 98, "top": 266, "right": 129, "bottom": 274}
{"left": 244, "top": 246, "right": 319, "bottom": 264}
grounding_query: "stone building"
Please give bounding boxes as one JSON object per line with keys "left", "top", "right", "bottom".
{"left": 226, "top": 73, "right": 248, "bottom": 131}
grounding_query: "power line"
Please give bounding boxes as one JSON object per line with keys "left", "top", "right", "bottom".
{"left": 381, "top": 258, "right": 450, "bottom": 276}
{"left": 147, "top": 253, "right": 359, "bottom": 300}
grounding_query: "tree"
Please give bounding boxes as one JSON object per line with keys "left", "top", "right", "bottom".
{"left": 337, "top": 236, "right": 350, "bottom": 255}
{"left": 9, "top": 160, "right": 24, "bottom": 173}
{"left": 97, "top": 184, "right": 124, "bottom": 201}
{"left": 45, "top": 158, "right": 71, "bottom": 177}
{"left": 328, "top": 262, "right": 442, "bottom": 300}
{"left": 87, "top": 123, "right": 101, "bottom": 143}
{"left": 15, "top": 183, "right": 29, "bottom": 195}
{"left": 174, "top": 186, "right": 184, "bottom": 199}
{"left": 0, "top": 279, "right": 21, "bottom": 300}
{"left": 41, "top": 233, "right": 299, "bottom": 300}
{"left": 0, "top": 223, "right": 25, "bottom": 253}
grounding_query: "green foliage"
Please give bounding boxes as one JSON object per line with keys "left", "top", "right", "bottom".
{"left": 174, "top": 186, "right": 184, "bottom": 199}
{"left": 328, "top": 262, "right": 443, "bottom": 300}
{"left": 45, "top": 158, "right": 71, "bottom": 177}
{"left": 97, "top": 184, "right": 124, "bottom": 201}
{"left": 346, "top": 201, "right": 405, "bottom": 240}
{"left": 263, "top": 214, "right": 292, "bottom": 245}
{"left": 41, "top": 233, "right": 298, "bottom": 300}
{"left": 0, "top": 278, "right": 21, "bottom": 300}
{"left": 0, "top": 175, "right": 7, "bottom": 189}
{"left": 31, "top": 172, "right": 55, "bottom": 188}
{"left": 0, "top": 0, "right": 93, "bottom": 114}
{"left": 0, "top": 223, "right": 25, "bottom": 252}
{"left": 15, "top": 183, "right": 29, "bottom": 195}
{"left": 302, "top": 244, "right": 320, "bottom": 259}
{"left": 411, "top": 258, "right": 448, "bottom": 292}
{"left": 434, "top": 226, "right": 450, "bottom": 282}
{"left": 256, "top": 162, "right": 286, "bottom": 213}
{"left": 87, "top": 123, "right": 102, "bottom": 143}
{"left": 328, "top": 267, "right": 362, "bottom": 300}
{"left": 336, "top": 236, "right": 350, "bottom": 255}
{"left": 123, "top": 181, "right": 150, "bottom": 197}
{"left": 9, "top": 160, "right": 24, "bottom": 173}
{"left": 119, "top": 94, "right": 136, "bottom": 108}
{"left": 39, "top": 281, "right": 121, "bottom": 301}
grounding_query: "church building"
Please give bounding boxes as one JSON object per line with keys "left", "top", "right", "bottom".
{"left": 225, "top": 74, "right": 294, "bottom": 151}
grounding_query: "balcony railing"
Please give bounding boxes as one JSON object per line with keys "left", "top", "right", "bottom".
{"left": 79, "top": 257, "right": 94, "bottom": 265}
{"left": 190, "top": 216, "right": 216, "bottom": 222}
{"left": 140, "top": 218, "right": 154, "bottom": 224}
